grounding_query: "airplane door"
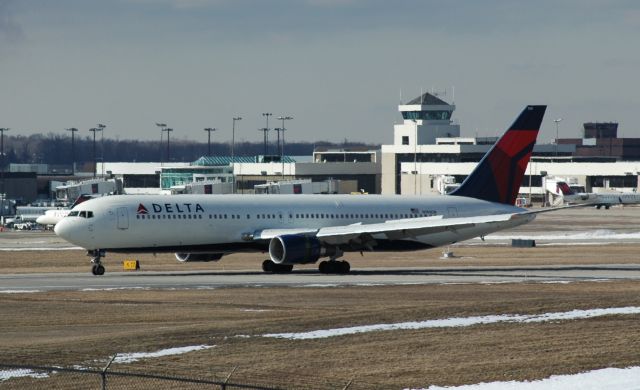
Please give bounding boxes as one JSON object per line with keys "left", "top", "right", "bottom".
{"left": 447, "top": 207, "right": 458, "bottom": 218}
{"left": 117, "top": 207, "right": 129, "bottom": 230}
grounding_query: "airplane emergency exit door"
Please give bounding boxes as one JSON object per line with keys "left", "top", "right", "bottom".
{"left": 117, "top": 207, "right": 129, "bottom": 230}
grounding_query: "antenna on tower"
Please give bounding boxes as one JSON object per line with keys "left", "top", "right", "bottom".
{"left": 420, "top": 87, "right": 423, "bottom": 104}
{"left": 400, "top": 88, "right": 403, "bottom": 104}
{"left": 452, "top": 86, "right": 455, "bottom": 104}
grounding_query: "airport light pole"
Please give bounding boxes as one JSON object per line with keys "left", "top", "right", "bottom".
{"left": 412, "top": 119, "right": 418, "bottom": 195}
{"left": 232, "top": 117, "right": 242, "bottom": 194}
{"left": 89, "top": 127, "right": 102, "bottom": 178}
{"left": 65, "top": 127, "right": 78, "bottom": 175}
{"left": 262, "top": 113, "right": 272, "bottom": 154}
{"left": 163, "top": 128, "right": 173, "bottom": 163}
{"left": 97, "top": 123, "right": 106, "bottom": 176}
{"left": 0, "top": 128, "right": 9, "bottom": 217}
{"left": 277, "top": 116, "right": 293, "bottom": 179}
{"left": 274, "top": 128, "right": 283, "bottom": 157}
{"left": 204, "top": 127, "right": 216, "bottom": 156}
{"left": 156, "top": 123, "right": 167, "bottom": 164}
{"left": 259, "top": 128, "right": 269, "bottom": 156}
{"left": 554, "top": 118, "right": 562, "bottom": 157}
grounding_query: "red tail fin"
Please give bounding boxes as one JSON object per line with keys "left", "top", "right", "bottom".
{"left": 450, "top": 105, "right": 547, "bottom": 205}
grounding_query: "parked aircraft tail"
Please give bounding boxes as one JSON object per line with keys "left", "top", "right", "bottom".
{"left": 70, "top": 194, "right": 93, "bottom": 209}
{"left": 450, "top": 105, "right": 547, "bottom": 205}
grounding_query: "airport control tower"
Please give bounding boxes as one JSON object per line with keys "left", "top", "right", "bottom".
{"left": 393, "top": 92, "right": 460, "bottom": 146}
{"left": 381, "top": 92, "right": 462, "bottom": 194}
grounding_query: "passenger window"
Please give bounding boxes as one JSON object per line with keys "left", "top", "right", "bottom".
{"left": 247, "top": 214, "right": 251, "bottom": 219}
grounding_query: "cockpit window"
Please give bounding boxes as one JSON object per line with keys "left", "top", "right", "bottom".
{"left": 68, "top": 211, "right": 79, "bottom": 217}
{"left": 87, "top": 211, "right": 93, "bottom": 218}
{"left": 77, "top": 211, "right": 94, "bottom": 218}
{"left": 79, "top": 211, "right": 87, "bottom": 218}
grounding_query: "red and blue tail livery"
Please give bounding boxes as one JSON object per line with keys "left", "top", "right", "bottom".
{"left": 451, "top": 105, "right": 547, "bottom": 205}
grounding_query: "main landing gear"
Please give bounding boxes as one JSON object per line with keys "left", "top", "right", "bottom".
{"left": 262, "top": 260, "right": 293, "bottom": 274}
{"left": 89, "top": 250, "right": 106, "bottom": 276}
{"left": 260, "top": 259, "right": 351, "bottom": 274}
{"left": 318, "top": 260, "right": 350, "bottom": 274}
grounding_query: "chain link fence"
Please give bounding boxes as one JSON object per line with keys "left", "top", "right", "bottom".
{"left": 0, "top": 362, "right": 382, "bottom": 389}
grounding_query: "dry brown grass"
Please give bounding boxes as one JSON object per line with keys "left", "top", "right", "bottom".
{"left": 2, "top": 281, "right": 640, "bottom": 387}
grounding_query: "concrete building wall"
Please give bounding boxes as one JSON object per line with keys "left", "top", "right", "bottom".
{"left": 381, "top": 153, "right": 397, "bottom": 195}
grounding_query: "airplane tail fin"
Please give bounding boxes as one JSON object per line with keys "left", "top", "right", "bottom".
{"left": 70, "top": 194, "right": 92, "bottom": 209}
{"left": 450, "top": 105, "right": 547, "bottom": 205}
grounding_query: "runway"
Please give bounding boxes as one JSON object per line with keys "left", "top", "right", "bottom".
{"left": 2, "top": 264, "right": 640, "bottom": 292}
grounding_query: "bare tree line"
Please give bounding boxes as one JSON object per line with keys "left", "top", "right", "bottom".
{"left": 1, "top": 133, "right": 376, "bottom": 167}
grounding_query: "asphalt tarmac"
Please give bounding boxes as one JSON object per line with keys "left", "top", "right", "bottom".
{"left": 2, "top": 206, "right": 640, "bottom": 292}
{"left": 1, "top": 264, "right": 640, "bottom": 292}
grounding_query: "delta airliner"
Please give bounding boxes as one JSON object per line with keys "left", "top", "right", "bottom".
{"left": 55, "top": 105, "right": 550, "bottom": 275}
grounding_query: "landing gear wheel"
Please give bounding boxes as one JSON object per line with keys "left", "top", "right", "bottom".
{"left": 273, "top": 264, "right": 293, "bottom": 274}
{"left": 339, "top": 260, "right": 350, "bottom": 274}
{"left": 92, "top": 264, "right": 105, "bottom": 276}
{"left": 88, "top": 249, "right": 106, "bottom": 276}
{"left": 262, "top": 259, "right": 274, "bottom": 273}
{"left": 262, "top": 260, "right": 293, "bottom": 274}
{"left": 318, "top": 260, "right": 351, "bottom": 274}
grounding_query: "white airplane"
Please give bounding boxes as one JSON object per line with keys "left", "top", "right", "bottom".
{"left": 36, "top": 195, "right": 94, "bottom": 227}
{"left": 590, "top": 192, "right": 640, "bottom": 209}
{"left": 56, "top": 105, "right": 552, "bottom": 276}
{"left": 548, "top": 180, "right": 640, "bottom": 209}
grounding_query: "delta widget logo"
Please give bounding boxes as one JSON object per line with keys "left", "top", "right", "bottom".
{"left": 137, "top": 204, "right": 149, "bottom": 215}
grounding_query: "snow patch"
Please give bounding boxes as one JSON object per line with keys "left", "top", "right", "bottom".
{"left": 263, "top": 306, "right": 640, "bottom": 340}
{"left": 0, "top": 369, "right": 49, "bottom": 381}
{"left": 420, "top": 366, "right": 640, "bottom": 390}
{"left": 113, "top": 345, "right": 215, "bottom": 364}
{"left": 80, "top": 287, "right": 149, "bottom": 292}
{"left": 296, "top": 284, "right": 340, "bottom": 288}
{"left": 481, "top": 229, "right": 640, "bottom": 242}
{"left": 0, "top": 290, "right": 42, "bottom": 294}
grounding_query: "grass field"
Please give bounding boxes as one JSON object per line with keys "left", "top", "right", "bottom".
{"left": 2, "top": 278, "right": 640, "bottom": 387}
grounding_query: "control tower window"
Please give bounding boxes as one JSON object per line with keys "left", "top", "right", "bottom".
{"left": 402, "top": 111, "right": 451, "bottom": 120}
{"left": 402, "top": 136, "right": 409, "bottom": 145}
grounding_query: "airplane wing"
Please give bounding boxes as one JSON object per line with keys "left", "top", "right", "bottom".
{"left": 253, "top": 213, "right": 528, "bottom": 246}
{"left": 315, "top": 213, "right": 523, "bottom": 245}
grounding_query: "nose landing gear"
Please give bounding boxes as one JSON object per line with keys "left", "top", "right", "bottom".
{"left": 88, "top": 250, "right": 106, "bottom": 276}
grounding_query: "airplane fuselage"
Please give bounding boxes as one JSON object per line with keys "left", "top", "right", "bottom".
{"left": 55, "top": 194, "right": 530, "bottom": 254}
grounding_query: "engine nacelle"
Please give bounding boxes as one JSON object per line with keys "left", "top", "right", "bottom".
{"left": 174, "top": 253, "right": 224, "bottom": 263}
{"left": 269, "top": 235, "right": 323, "bottom": 265}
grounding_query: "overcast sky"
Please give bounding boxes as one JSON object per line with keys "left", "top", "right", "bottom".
{"left": 1, "top": 0, "right": 639, "bottom": 144}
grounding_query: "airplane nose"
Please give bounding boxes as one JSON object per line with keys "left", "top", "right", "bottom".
{"left": 53, "top": 218, "right": 69, "bottom": 238}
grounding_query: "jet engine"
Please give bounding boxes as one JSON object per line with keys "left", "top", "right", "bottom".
{"left": 174, "top": 253, "right": 224, "bottom": 262}
{"left": 269, "top": 234, "right": 330, "bottom": 265}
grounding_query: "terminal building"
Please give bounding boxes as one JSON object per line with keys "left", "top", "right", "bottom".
{"left": 381, "top": 93, "right": 640, "bottom": 201}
